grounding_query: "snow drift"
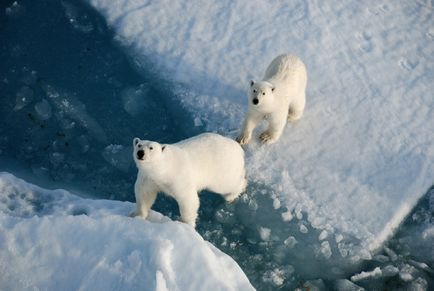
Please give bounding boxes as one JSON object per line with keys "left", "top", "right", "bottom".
{"left": 0, "top": 172, "right": 254, "bottom": 291}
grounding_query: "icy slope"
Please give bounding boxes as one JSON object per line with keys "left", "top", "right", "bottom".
{"left": 0, "top": 172, "right": 254, "bottom": 291}
{"left": 87, "top": 0, "right": 434, "bottom": 256}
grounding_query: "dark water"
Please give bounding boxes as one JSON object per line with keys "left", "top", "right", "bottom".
{"left": 0, "top": 1, "right": 432, "bottom": 290}
{"left": 0, "top": 0, "right": 195, "bottom": 199}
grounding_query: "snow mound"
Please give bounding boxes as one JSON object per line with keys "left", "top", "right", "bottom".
{"left": 86, "top": 0, "right": 434, "bottom": 257}
{"left": 0, "top": 172, "right": 254, "bottom": 291}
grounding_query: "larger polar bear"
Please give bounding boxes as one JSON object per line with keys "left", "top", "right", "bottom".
{"left": 132, "top": 133, "right": 247, "bottom": 228}
{"left": 237, "top": 54, "right": 307, "bottom": 145}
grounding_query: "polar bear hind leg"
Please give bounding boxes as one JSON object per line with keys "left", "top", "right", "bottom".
{"left": 287, "top": 95, "right": 306, "bottom": 122}
{"left": 224, "top": 176, "right": 247, "bottom": 203}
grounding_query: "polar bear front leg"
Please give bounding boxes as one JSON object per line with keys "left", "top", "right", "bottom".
{"left": 259, "top": 116, "right": 286, "bottom": 144}
{"left": 236, "top": 115, "right": 260, "bottom": 145}
{"left": 131, "top": 180, "right": 157, "bottom": 218}
{"left": 176, "top": 192, "right": 200, "bottom": 228}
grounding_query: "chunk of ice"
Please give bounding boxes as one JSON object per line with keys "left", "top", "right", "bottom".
{"left": 259, "top": 227, "right": 271, "bottom": 241}
{"left": 351, "top": 267, "right": 382, "bottom": 282}
{"left": 14, "top": 86, "right": 33, "bottom": 111}
{"left": 34, "top": 99, "right": 52, "bottom": 120}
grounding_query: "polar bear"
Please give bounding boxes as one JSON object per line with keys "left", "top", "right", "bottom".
{"left": 236, "top": 54, "right": 307, "bottom": 145}
{"left": 132, "top": 133, "right": 247, "bottom": 228}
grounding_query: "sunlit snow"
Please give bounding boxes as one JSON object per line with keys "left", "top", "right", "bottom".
{"left": 1, "top": 0, "right": 433, "bottom": 290}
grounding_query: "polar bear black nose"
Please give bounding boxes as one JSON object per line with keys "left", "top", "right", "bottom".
{"left": 252, "top": 98, "right": 259, "bottom": 105}
{"left": 137, "top": 150, "right": 144, "bottom": 159}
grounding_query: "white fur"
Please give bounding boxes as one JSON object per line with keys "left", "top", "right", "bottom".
{"left": 237, "top": 54, "right": 307, "bottom": 144}
{"left": 132, "top": 133, "right": 247, "bottom": 228}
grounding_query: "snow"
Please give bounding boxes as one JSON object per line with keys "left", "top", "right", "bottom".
{"left": 86, "top": 0, "right": 434, "bottom": 258}
{"left": 1, "top": 0, "right": 433, "bottom": 289}
{"left": 0, "top": 172, "right": 254, "bottom": 291}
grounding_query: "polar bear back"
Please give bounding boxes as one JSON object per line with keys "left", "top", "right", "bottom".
{"left": 263, "top": 54, "right": 307, "bottom": 95}
{"left": 176, "top": 133, "right": 245, "bottom": 192}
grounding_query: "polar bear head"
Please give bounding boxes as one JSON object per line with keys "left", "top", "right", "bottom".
{"left": 248, "top": 80, "right": 275, "bottom": 110}
{"left": 133, "top": 138, "right": 166, "bottom": 164}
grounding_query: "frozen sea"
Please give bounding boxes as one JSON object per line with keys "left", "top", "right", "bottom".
{"left": 1, "top": 0, "right": 434, "bottom": 290}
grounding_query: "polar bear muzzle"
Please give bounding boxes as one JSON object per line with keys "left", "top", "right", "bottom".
{"left": 137, "top": 149, "right": 144, "bottom": 160}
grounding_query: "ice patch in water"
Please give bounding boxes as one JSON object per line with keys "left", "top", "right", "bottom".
{"left": 409, "top": 277, "right": 428, "bottom": 291}
{"left": 299, "top": 223, "right": 308, "bottom": 234}
{"left": 319, "top": 230, "right": 328, "bottom": 241}
{"left": 14, "top": 86, "right": 34, "bottom": 111}
{"left": 351, "top": 267, "right": 382, "bottom": 282}
{"left": 319, "top": 241, "right": 332, "bottom": 259}
{"left": 41, "top": 83, "right": 108, "bottom": 144}
{"left": 333, "top": 279, "right": 365, "bottom": 291}
{"left": 5, "top": 1, "right": 24, "bottom": 17}
{"left": 382, "top": 265, "right": 399, "bottom": 277}
{"left": 121, "top": 84, "right": 150, "bottom": 117}
{"left": 49, "top": 152, "right": 65, "bottom": 166}
{"left": 61, "top": 1, "right": 94, "bottom": 33}
{"left": 102, "top": 144, "right": 132, "bottom": 173}
{"left": 259, "top": 227, "right": 271, "bottom": 241}
{"left": 262, "top": 268, "right": 287, "bottom": 287}
{"left": 272, "top": 197, "right": 281, "bottom": 210}
{"left": 281, "top": 210, "right": 293, "bottom": 222}
{"left": 34, "top": 99, "right": 52, "bottom": 120}
{"left": 283, "top": 236, "right": 297, "bottom": 249}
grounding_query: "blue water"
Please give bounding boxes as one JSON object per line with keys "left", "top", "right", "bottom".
{"left": 1, "top": 1, "right": 433, "bottom": 290}
{"left": 0, "top": 0, "right": 196, "bottom": 198}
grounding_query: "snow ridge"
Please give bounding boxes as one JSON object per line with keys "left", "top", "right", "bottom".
{"left": 0, "top": 172, "right": 254, "bottom": 291}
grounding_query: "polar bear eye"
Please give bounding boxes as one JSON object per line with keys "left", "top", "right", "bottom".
{"left": 253, "top": 89, "right": 257, "bottom": 93}
{"left": 150, "top": 146, "right": 153, "bottom": 150}
{"left": 262, "top": 92, "right": 266, "bottom": 95}
{"left": 138, "top": 144, "right": 142, "bottom": 148}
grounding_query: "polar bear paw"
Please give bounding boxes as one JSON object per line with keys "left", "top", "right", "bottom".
{"left": 236, "top": 134, "right": 251, "bottom": 145}
{"left": 259, "top": 131, "right": 278, "bottom": 144}
{"left": 129, "top": 209, "right": 148, "bottom": 218}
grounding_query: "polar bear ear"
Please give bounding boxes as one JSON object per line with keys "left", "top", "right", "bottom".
{"left": 250, "top": 80, "right": 255, "bottom": 87}
{"left": 133, "top": 138, "right": 140, "bottom": 147}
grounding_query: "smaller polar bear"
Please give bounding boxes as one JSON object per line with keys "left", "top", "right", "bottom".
{"left": 237, "top": 54, "right": 307, "bottom": 145}
{"left": 132, "top": 133, "right": 247, "bottom": 228}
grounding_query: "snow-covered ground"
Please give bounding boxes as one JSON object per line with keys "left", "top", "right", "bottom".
{"left": 1, "top": 0, "right": 434, "bottom": 289}
{"left": 0, "top": 172, "right": 254, "bottom": 290}
{"left": 88, "top": 0, "right": 434, "bottom": 259}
